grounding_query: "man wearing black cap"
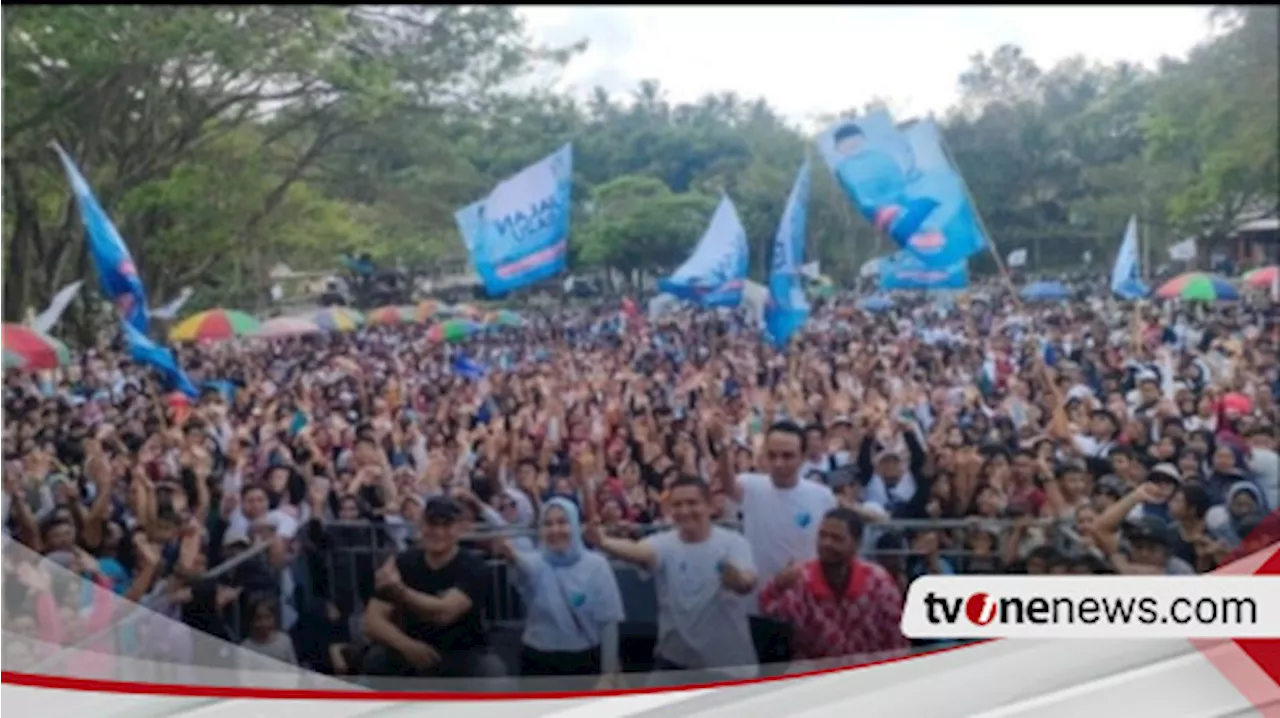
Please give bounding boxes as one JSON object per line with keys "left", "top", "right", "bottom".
{"left": 1094, "top": 495, "right": 1196, "bottom": 576}
{"left": 1112, "top": 514, "right": 1195, "bottom": 575}
{"left": 361, "top": 496, "right": 504, "bottom": 678}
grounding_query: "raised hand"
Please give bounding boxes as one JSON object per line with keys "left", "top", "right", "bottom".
{"left": 375, "top": 556, "right": 404, "bottom": 594}
{"left": 772, "top": 559, "right": 805, "bottom": 592}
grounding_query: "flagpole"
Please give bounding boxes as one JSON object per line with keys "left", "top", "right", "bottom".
{"left": 934, "top": 124, "right": 1062, "bottom": 403}
{"left": 1140, "top": 194, "right": 1150, "bottom": 282}
{"left": 933, "top": 128, "right": 1020, "bottom": 299}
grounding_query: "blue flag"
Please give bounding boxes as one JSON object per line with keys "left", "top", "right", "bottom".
{"left": 451, "top": 354, "right": 488, "bottom": 381}
{"left": 658, "top": 194, "right": 749, "bottom": 307}
{"left": 1111, "top": 215, "right": 1149, "bottom": 300}
{"left": 816, "top": 113, "right": 988, "bottom": 269}
{"left": 765, "top": 160, "right": 812, "bottom": 348}
{"left": 878, "top": 251, "right": 970, "bottom": 291}
{"left": 123, "top": 323, "right": 198, "bottom": 398}
{"left": 52, "top": 144, "right": 150, "bottom": 334}
{"left": 456, "top": 144, "right": 573, "bottom": 296}
{"left": 202, "top": 380, "right": 238, "bottom": 402}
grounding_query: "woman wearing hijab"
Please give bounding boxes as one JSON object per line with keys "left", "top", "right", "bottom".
{"left": 492, "top": 497, "right": 626, "bottom": 683}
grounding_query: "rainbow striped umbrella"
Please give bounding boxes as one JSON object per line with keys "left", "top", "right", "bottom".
{"left": 1242, "top": 266, "right": 1278, "bottom": 290}
{"left": 3, "top": 324, "right": 71, "bottom": 371}
{"left": 169, "top": 309, "right": 261, "bottom": 342}
{"left": 1155, "top": 272, "right": 1239, "bottom": 302}
{"left": 416, "top": 300, "right": 444, "bottom": 321}
{"left": 428, "top": 319, "right": 480, "bottom": 343}
{"left": 482, "top": 309, "right": 522, "bottom": 327}
{"left": 454, "top": 303, "right": 484, "bottom": 320}
{"left": 367, "top": 305, "right": 416, "bottom": 326}
{"left": 255, "top": 317, "right": 322, "bottom": 339}
{"left": 310, "top": 307, "right": 363, "bottom": 332}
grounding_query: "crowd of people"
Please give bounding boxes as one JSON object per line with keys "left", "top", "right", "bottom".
{"left": 3, "top": 276, "right": 1278, "bottom": 689}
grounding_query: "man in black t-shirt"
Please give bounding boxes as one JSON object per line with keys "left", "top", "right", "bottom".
{"left": 361, "top": 497, "right": 506, "bottom": 679}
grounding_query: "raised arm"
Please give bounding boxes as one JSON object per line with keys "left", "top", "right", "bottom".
{"left": 586, "top": 522, "right": 658, "bottom": 571}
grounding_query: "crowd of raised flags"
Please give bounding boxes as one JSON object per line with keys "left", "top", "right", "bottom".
{"left": 41, "top": 106, "right": 1274, "bottom": 384}
{"left": 450, "top": 108, "right": 998, "bottom": 350}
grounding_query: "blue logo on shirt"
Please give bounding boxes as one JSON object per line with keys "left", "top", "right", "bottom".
{"left": 570, "top": 592, "right": 586, "bottom": 608}
{"left": 796, "top": 512, "right": 812, "bottom": 528}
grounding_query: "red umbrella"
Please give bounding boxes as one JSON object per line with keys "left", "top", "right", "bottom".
{"left": 1242, "top": 266, "right": 1277, "bottom": 290}
{"left": 3, "top": 324, "right": 72, "bottom": 371}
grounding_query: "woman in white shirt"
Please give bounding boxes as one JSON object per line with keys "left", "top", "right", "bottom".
{"left": 492, "top": 497, "right": 625, "bottom": 684}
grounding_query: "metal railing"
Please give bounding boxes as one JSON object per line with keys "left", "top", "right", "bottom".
{"left": 20, "top": 540, "right": 273, "bottom": 677}
{"left": 6, "top": 516, "right": 1091, "bottom": 681}
{"left": 310, "top": 516, "right": 1081, "bottom": 628}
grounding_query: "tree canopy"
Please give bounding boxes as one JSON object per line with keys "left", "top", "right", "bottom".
{"left": 4, "top": 5, "right": 1276, "bottom": 325}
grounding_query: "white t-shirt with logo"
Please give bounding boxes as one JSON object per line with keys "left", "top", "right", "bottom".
{"left": 736, "top": 472, "right": 837, "bottom": 604}
{"left": 644, "top": 526, "right": 759, "bottom": 679}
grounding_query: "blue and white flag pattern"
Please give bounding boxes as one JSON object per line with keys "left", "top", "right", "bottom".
{"left": 123, "top": 323, "right": 198, "bottom": 398}
{"left": 52, "top": 144, "right": 150, "bottom": 334}
{"left": 765, "top": 160, "right": 811, "bottom": 347}
{"left": 878, "top": 251, "right": 969, "bottom": 291}
{"left": 816, "top": 112, "right": 988, "bottom": 269}
{"left": 456, "top": 144, "right": 573, "bottom": 296}
{"left": 658, "top": 194, "right": 749, "bottom": 307}
{"left": 1111, "top": 215, "right": 1148, "bottom": 300}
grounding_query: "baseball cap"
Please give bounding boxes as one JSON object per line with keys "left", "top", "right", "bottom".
{"left": 1148, "top": 463, "right": 1182, "bottom": 485}
{"left": 250, "top": 511, "right": 299, "bottom": 540}
{"left": 424, "top": 496, "right": 463, "bottom": 523}
{"left": 1094, "top": 474, "right": 1127, "bottom": 499}
{"left": 1125, "top": 515, "right": 1171, "bottom": 546}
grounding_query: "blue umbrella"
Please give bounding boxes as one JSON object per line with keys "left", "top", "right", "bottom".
{"left": 857, "top": 295, "right": 895, "bottom": 312}
{"left": 1020, "top": 281, "right": 1071, "bottom": 302}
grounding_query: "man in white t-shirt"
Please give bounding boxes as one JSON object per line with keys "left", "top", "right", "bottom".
{"left": 716, "top": 420, "right": 836, "bottom": 665}
{"left": 589, "top": 475, "right": 759, "bottom": 682}
{"left": 719, "top": 421, "right": 838, "bottom": 587}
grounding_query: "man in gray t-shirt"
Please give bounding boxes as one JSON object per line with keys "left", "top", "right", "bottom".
{"left": 589, "top": 475, "right": 759, "bottom": 681}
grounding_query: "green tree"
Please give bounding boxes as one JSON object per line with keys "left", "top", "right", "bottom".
{"left": 1141, "top": 5, "right": 1279, "bottom": 253}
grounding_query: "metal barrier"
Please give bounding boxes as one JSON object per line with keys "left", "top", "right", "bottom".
{"left": 6, "top": 516, "right": 1085, "bottom": 681}
{"left": 21, "top": 540, "right": 273, "bottom": 678}
{"left": 312, "top": 517, "right": 1074, "bottom": 628}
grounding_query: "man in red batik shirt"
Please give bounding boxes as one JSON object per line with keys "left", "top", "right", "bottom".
{"left": 760, "top": 507, "right": 910, "bottom": 662}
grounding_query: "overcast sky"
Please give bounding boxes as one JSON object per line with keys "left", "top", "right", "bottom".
{"left": 519, "top": 6, "right": 1216, "bottom": 126}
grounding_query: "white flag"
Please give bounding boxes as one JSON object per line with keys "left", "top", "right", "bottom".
{"left": 799, "top": 261, "right": 821, "bottom": 281}
{"left": 151, "top": 287, "right": 194, "bottom": 320}
{"left": 1083, "top": 250, "right": 1093, "bottom": 264}
{"left": 1007, "top": 249, "right": 1028, "bottom": 268}
{"left": 859, "top": 257, "right": 882, "bottom": 278}
{"left": 31, "top": 281, "right": 83, "bottom": 334}
{"left": 648, "top": 293, "right": 680, "bottom": 321}
{"left": 1169, "top": 238, "right": 1197, "bottom": 261}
